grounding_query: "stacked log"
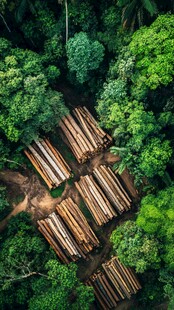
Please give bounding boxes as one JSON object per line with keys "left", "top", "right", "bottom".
{"left": 86, "top": 272, "right": 119, "bottom": 309}
{"left": 38, "top": 198, "right": 99, "bottom": 263}
{"left": 75, "top": 175, "right": 117, "bottom": 226}
{"left": 24, "top": 138, "right": 71, "bottom": 189}
{"left": 59, "top": 106, "right": 112, "bottom": 163}
{"left": 56, "top": 198, "right": 99, "bottom": 251}
{"left": 93, "top": 165, "right": 132, "bottom": 214}
{"left": 102, "top": 257, "right": 141, "bottom": 300}
{"left": 86, "top": 257, "right": 141, "bottom": 309}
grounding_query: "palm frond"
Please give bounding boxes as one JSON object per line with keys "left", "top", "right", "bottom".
{"left": 122, "top": 0, "right": 137, "bottom": 28}
{"left": 142, "top": 0, "right": 157, "bottom": 16}
{"left": 28, "top": 1, "right": 36, "bottom": 15}
{"left": 15, "top": 0, "right": 28, "bottom": 23}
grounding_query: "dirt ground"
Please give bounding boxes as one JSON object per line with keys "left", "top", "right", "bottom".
{"left": 0, "top": 147, "right": 139, "bottom": 310}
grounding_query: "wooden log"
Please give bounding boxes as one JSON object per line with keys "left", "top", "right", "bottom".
{"left": 107, "top": 167, "right": 131, "bottom": 205}
{"left": 93, "top": 167, "right": 124, "bottom": 213}
{"left": 37, "top": 220, "right": 69, "bottom": 263}
{"left": 66, "top": 114, "right": 94, "bottom": 152}
{"left": 97, "top": 273, "right": 118, "bottom": 307}
{"left": 101, "top": 166, "right": 131, "bottom": 208}
{"left": 73, "top": 108, "right": 98, "bottom": 149}
{"left": 75, "top": 181, "right": 102, "bottom": 225}
{"left": 28, "top": 145, "right": 60, "bottom": 186}
{"left": 34, "top": 140, "right": 66, "bottom": 181}
{"left": 45, "top": 138, "right": 71, "bottom": 174}
{"left": 41, "top": 139, "right": 70, "bottom": 179}
{"left": 24, "top": 150, "right": 53, "bottom": 189}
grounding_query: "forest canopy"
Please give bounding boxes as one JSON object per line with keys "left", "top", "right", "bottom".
{"left": 0, "top": 0, "right": 174, "bottom": 309}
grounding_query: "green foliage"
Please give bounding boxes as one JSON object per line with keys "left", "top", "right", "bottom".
{"left": 117, "top": 0, "right": 158, "bottom": 29}
{"left": 65, "top": 0, "right": 98, "bottom": 35}
{"left": 137, "top": 186, "right": 174, "bottom": 270}
{"left": 110, "top": 221, "right": 161, "bottom": 273}
{"left": 0, "top": 139, "right": 10, "bottom": 169}
{"left": 0, "top": 0, "right": 7, "bottom": 14}
{"left": 130, "top": 14, "right": 174, "bottom": 90}
{"left": 159, "top": 269, "right": 174, "bottom": 310}
{"left": 0, "top": 186, "right": 11, "bottom": 221}
{"left": 97, "top": 79, "right": 127, "bottom": 128}
{"left": 66, "top": 32, "right": 104, "bottom": 83}
{"left": 97, "top": 5, "right": 130, "bottom": 53}
{"left": 102, "top": 98, "right": 172, "bottom": 182}
{"left": 0, "top": 38, "right": 68, "bottom": 144}
{"left": 29, "top": 260, "right": 94, "bottom": 310}
{"left": 139, "top": 138, "right": 172, "bottom": 178}
{"left": 0, "top": 212, "right": 94, "bottom": 309}
{"left": 50, "top": 183, "right": 65, "bottom": 198}
{"left": 137, "top": 271, "right": 164, "bottom": 307}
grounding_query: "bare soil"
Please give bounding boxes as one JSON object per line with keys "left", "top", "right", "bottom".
{"left": 0, "top": 148, "right": 139, "bottom": 310}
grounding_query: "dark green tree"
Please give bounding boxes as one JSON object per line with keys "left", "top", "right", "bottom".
{"left": 66, "top": 32, "right": 104, "bottom": 84}
{"left": 0, "top": 186, "right": 11, "bottom": 221}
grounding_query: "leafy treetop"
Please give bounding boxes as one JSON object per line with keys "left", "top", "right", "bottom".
{"left": 0, "top": 38, "right": 68, "bottom": 144}
{"left": 130, "top": 14, "right": 174, "bottom": 91}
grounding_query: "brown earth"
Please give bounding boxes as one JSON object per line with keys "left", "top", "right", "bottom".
{"left": 0, "top": 149, "right": 139, "bottom": 310}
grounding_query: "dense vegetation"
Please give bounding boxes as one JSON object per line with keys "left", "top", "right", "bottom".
{"left": 0, "top": 212, "right": 94, "bottom": 309}
{"left": 0, "top": 0, "right": 174, "bottom": 309}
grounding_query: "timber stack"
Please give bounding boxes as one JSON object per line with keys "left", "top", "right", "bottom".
{"left": 38, "top": 198, "right": 99, "bottom": 263}
{"left": 86, "top": 256, "right": 141, "bottom": 309}
{"left": 56, "top": 197, "right": 99, "bottom": 251}
{"left": 24, "top": 138, "right": 71, "bottom": 189}
{"left": 93, "top": 165, "right": 132, "bottom": 214}
{"left": 59, "top": 106, "right": 112, "bottom": 163}
{"left": 75, "top": 175, "right": 117, "bottom": 226}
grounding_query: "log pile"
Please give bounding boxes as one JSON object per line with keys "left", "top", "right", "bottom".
{"left": 37, "top": 198, "right": 99, "bottom": 263}
{"left": 93, "top": 165, "right": 132, "bottom": 214}
{"left": 59, "top": 106, "right": 112, "bottom": 163}
{"left": 75, "top": 175, "right": 117, "bottom": 226}
{"left": 86, "top": 256, "right": 141, "bottom": 309}
{"left": 56, "top": 198, "right": 99, "bottom": 251}
{"left": 86, "top": 272, "right": 119, "bottom": 309}
{"left": 24, "top": 138, "right": 71, "bottom": 189}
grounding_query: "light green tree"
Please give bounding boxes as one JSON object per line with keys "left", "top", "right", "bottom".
{"left": 130, "top": 14, "right": 174, "bottom": 90}
{"left": 0, "top": 38, "right": 68, "bottom": 144}
{"left": 137, "top": 186, "right": 174, "bottom": 269}
{"left": 110, "top": 220, "right": 161, "bottom": 273}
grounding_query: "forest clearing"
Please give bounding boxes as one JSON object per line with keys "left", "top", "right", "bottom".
{"left": 0, "top": 1, "right": 173, "bottom": 309}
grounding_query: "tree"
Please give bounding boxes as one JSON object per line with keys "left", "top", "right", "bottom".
{"left": 136, "top": 186, "right": 174, "bottom": 270}
{"left": 0, "top": 186, "right": 11, "bottom": 221}
{"left": 138, "top": 138, "right": 172, "bottom": 178}
{"left": 129, "top": 14, "right": 174, "bottom": 91}
{"left": 97, "top": 93, "right": 173, "bottom": 182}
{"left": 0, "top": 38, "right": 68, "bottom": 144}
{"left": 117, "top": 0, "right": 157, "bottom": 29}
{"left": 110, "top": 220, "right": 161, "bottom": 273}
{"left": 0, "top": 212, "right": 94, "bottom": 309}
{"left": 159, "top": 269, "right": 174, "bottom": 310}
{"left": 66, "top": 32, "right": 104, "bottom": 83}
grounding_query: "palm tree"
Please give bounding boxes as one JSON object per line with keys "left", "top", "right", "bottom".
{"left": 58, "top": 0, "right": 68, "bottom": 43}
{"left": 117, "top": 0, "right": 158, "bottom": 29}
